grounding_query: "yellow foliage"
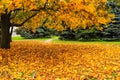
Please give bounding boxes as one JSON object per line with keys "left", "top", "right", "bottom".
{"left": 0, "top": 41, "right": 120, "bottom": 79}
{"left": 0, "top": 0, "right": 114, "bottom": 31}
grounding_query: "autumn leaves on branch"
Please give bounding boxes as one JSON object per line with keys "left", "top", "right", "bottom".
{"left": 0, "top": 0, "right": 114, "bottom": 31}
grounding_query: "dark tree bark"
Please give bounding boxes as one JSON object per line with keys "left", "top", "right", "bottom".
{"left": 0, "top": 13, "right": 11, "bottom": 49}
{"left": 0, "top": 25, "right": 10, "bottom": 49}
{"left": 0, "top": 8, "right": 43, "bottom": 49}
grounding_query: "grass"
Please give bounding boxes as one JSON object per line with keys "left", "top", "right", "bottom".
{"left": 12, "top": 36, "right": 51, "bottom": 41}
{"left": 54, "top": 40, "right": 120, "bottom": 45}
{"left": 12, "top": 36, "right": 24, "bottom": 40}
{"left": 12, "top": 36, "right": 120, "bottom": 44}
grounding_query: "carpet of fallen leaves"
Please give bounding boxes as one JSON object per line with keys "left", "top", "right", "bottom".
{"left": 0, "top": 41, "right": 120, "bottom": 80}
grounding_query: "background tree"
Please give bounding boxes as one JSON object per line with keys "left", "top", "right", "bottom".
{"left": 101, "top": 0, "right": 120, "bottom": 41}
{"left": 59, "top": 0, "right": 119, "bottom": 41}
{"left": 15, "top": 26, "right": 57, "bottom": 39}
{"left": 0, "top": 0, "right": 114, "bottom": 49}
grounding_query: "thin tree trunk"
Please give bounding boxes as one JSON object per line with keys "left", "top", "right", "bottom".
{"left": 9, "top": 26, "right": 14, "bottom": 42}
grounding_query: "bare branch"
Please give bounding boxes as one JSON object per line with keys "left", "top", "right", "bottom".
{"left": 44, "top": 0, "right": 49, "bottom": 8}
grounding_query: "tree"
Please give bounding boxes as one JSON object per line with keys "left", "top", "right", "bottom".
{"left": 0, "top": 0, "right": 114, "bottom": 49}
{"left": 101, "top": 0, "right": 120, "bottom": 40}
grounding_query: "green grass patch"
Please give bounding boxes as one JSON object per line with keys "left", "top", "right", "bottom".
{"left": 12, "top": 36, "right": 24, "bottom": 40}
{"left": 55, "top": 40, "right": 120, "bottom": 44}
{"left": 12, "top": 36, "right": 51, "bottom": 41}
{"left": 12, "top": 36, "right": 120, "bottom": 44}
{"left": 51, "top": 37, "right": 120, "bottom": 44}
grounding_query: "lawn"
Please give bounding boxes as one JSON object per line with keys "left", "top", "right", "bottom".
{"left": 0, "top": 40, "right": 120, "bottom": 79}
{"left": 12, "top": 36, "right": 51, "bottom": 41}
{"left": 12, "top": 36, "right": 120, "bottom": 44}
{"left": 12, "top": 36, "right": 24, "bottom": 40}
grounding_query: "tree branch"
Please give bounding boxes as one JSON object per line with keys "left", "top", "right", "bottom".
{"left": 14, "top": 0, "right": 49, "bottom": 12}
{"left": 44, "top": 0, "right": 49, "bottom": 8}
{"left": 11, "top": 12, "right": 38, "bottom": 27}
{"left": 11, "top": 0, "right": 60, "bottom": 27}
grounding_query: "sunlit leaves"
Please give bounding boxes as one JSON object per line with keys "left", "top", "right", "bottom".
{"left": 46, "top": 0, "right": 114, "bottom": 30}
{"left": 0, "top": 0, "right": 114, "bottom": 32}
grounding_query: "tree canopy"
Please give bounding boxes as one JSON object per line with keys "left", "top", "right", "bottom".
{"left": 0, "top": 0, "right": 115, "bottom": 48}
{"left": 0, "top": 0, "right": 114, "bottom": 30}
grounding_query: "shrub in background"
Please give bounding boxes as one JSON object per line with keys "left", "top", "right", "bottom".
{"left": 15, "top": 27, "right": 58, "bottom": 39}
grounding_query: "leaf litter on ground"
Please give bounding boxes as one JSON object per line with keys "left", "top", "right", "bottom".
{"left": 0, "top": 41, "right": 120, "bottom": 79}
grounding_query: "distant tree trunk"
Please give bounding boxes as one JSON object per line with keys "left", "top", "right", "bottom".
{"left": 10, "top": 26, "right": 14, "bottom": 42}
{"left": 0, "top": 13, "right": 11, "bottom": 49}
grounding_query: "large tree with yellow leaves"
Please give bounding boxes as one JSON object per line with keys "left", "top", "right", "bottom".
{"left": 0, "top": 0, "right": 114, "bottom": 49}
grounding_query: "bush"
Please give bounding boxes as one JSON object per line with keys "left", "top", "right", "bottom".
{"left": 17, "top": 28, "right": 35, "bottom": 39}
{"left": 59, "top": 29, "right": 76, "bottom": 40}
{"left": 59, "top": 28, "right": 102, "bottom": 41}
{"left": 74, "top": 28, "right": 102, "bottom": 41}
{"left": 15, "top": 27, "right": 58, "bottom": 39}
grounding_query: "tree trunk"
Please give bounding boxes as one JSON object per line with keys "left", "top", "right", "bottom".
{"left": 0, "top": 26, "right": 10, "bottom": 49}
{"left": 9, "top": 26, "right": 14, "bottom": 42}
{"left": 0, "top": 13, "right": 11, "bottom": 49}
{"left": 9, "top": 33, "right": 12, "bottom": 42}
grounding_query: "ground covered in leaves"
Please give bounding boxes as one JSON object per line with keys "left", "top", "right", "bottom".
{"left": 0, "top": 41, "right": 120, "bottom": 80}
